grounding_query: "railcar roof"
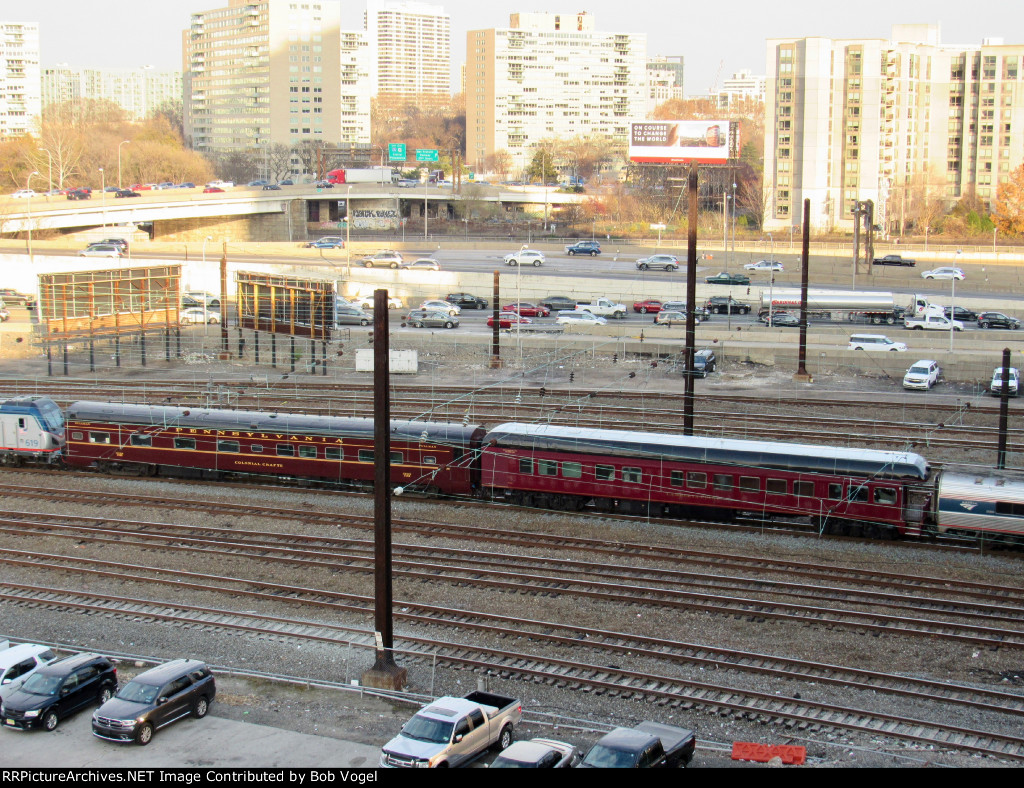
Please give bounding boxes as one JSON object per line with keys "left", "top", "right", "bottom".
{"left": 66, "top": 401, "right": 484, "bottom": 445}
{"left": 484, "top": 422, "right": 929, "bottom": 480}
{"left": 939, "top": 472, "right": 1024, "bottom": 503}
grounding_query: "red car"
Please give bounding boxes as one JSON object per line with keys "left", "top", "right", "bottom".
{"left": 487, "top": 313, "right": 533, "bottom": 328}
{"left": 633, "top": 299, "right": 664, "bottom": 314}
{"left": 203, "top": 186, "right": 224, "bottom": 193}
{"left": 130, "top": 184, "right": 154, "bottom": 191}
{"left": 502, "top": 302, "right": 550, "bottom": 318}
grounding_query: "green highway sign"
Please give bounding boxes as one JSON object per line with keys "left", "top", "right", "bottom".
{"left": 388, "top": 143, "right": 406, "bottom": 161}
{"left": 415, "top": 149, "right": 439, "bottom": 162}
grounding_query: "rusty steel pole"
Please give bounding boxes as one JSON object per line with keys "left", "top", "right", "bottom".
{"left": 683, "top": 166, "right": 698, "bottom": 436}
{"left": 795, "top": 199, "right": 812, "bottom": 381}
{"left": 220, "top": 241, "right": 229, "bottom": 353}
{"left": 490, "top": 270, "right": 501, "bottom": 368}
{"left": 997, "top": 347, "right": 1011, "bottom": 469}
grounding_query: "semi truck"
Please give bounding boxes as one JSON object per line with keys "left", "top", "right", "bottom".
{"left": 325, "top": 168, "right": 395, "bottom": 184}
{"left": 759, "top": 290, "right": 937, "bottom": 325}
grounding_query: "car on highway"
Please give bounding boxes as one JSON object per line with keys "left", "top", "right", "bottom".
{"left": 401, "top": 258, "right": 441, "bottom": 271}
{"left": 333, "top": 305, "right": 371, "bottom": 326}
{"left": 10, "top": 189, "right": 36, "bottom": 198}
{"left": 203, "top": 186, "right": 224, "bottom": 193}
{"left": 114, "top": 189, "right": 140, "bottom": 198}
{"left": 662, "top": 300, "right": 710, "bottom": 320}
{"left": 488, "top": 312, "right": 533, "bottom": 329}
{"left": 762, "top": 311, "right": 801, "bottom": 327}
{"left": 95, "top": 238, "right": 129, "bottom": 254}
{"left": 79, "top": 244, "right": 123, "bottom": 258}
{"left": 504, "top": 249, "right": 545, "bottom": 267}
{"left": 206, "top": 181, "right": 234, "bottom": 189}
{"left": 636, "top": 254, "right": 680, "bottom": 271}
{"left": 491, "top": 738, "right": 583, "bottom": 769}
{"left": 263, "top": 184, "right": 282, "bottom": 190}
{"left": 540, "top": 295, "right": 577, "bottom": 311}
{"left": 705, "top": 296, "right": 751, "bottom": 315}
{"left": 873, "top": 254, "right": 916, "bottom": 267}
{"left": 247, "top": 180, "right": 269, "bottom": 187}
{"left": 0, "top": 289, "right": 33, "bottom": 305}
{"left": 0, "top": 652, "right": 117, "bottom": 731}
{"left": 66, "top": 188, "right": 91, "bottom": 200}
{"left": 92, "top": 659, "right": 215, "bottom": 746}
{"left": 445, "top": 293, "right": 488, "bottom": 310}
{"left": 419, "top": 299, "right": 460, "bottom": 316}
{"left": 397, "top": 179, "right": 419, "bottom": 188}
{"left": 943, "top": 306, "right": 977, "bottom": 322}
{"left": 744, "top": 259, "right": 784, "bottom": 272}
{"left": 903, "top": 360, "right": 941, "bottom": 391}
{"left": 0, "top": 306, "right": 8, "bottom": 322}
{"left": 362, "top": 250, "right": 403, "bottom": 268}
{"left": 179, "top": 308, "right": 221, "bottom": 325}
{"left": 182, "top": 291, "right": 220, "bottom": 309}
{"left": 304, "top": 236, "right": 345, "bottom": 249}
{"left": 0, "top": 644, "right": 58, "bottom": 702}
{"left": 653, "top": 310, "right": 691, "bottom": 326}
{"left": 556, "top": 310, "right": 607, "bottom": 326}
{"left": 633, "top": 299, "right": 663, "bottom": 314}
{"left": 565, "top": 241, "right": 601, "bottom": 256}
{"left": 921, "top": 266, "right": 965, "bottom": 280}
{"left": 978, "top": 312, "right": 1020, "bottom": 329}
{"left": 705, "top": 271, "right": 750, "bottom": 286}
{"left": 502, "top": 302, "right": 550, "bottom": 317}
{"left": 991, "top": 367, "right": 1020, "bottom": 396}
{"left": 353, "top": 294, "right": 403, "bottom": 310}
{"left": 279, "top": 180, "right": 293, "bottom": 186}
{"left": 849, "top": 334, "right": 908, "bottom": 352}
{"left": 408, "top": 309, "right": 459, "bottom": 329}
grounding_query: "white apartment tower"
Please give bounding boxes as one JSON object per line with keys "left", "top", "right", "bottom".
{"left": 365, "top": 1, "right": 451, "bottom": 102}
{"left": 184, "top": 0, "right": 345, "bottom": 155}
{"left": 765, "top": 24, "right": 1024, "bottom": 234}
{"left": 467, "top": 12, "right": 647, "bottom": 171}
{"left": 646, "top": 55, "right": 684, "bottom": 116}
{"left": 0, "top": 21, "right": 40, "bottom": 137}
{"left": 339, "top": 30, "right": 372, "bottom": 145}
{"left": 43, "top": 65, "right": 182, "bottom": 120}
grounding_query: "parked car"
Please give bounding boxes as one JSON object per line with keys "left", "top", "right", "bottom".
{"left": 114, "top": 189, "right": 140, "bottom": 198}
{"left": 504, "top": 249, "right": 545, "bottom": 267}
{"left": 353, "top": 294, "right": 403, "bottom": 310}
{"left": 978, "top": 312, "right": 1020, "bottom": 329}
{"left": 944, "top": 306, "right": 977, "bottom": 322}
{"left": 744, "top": 259, "right": 784, "bottom": 272}
{"left": 991, "top": 367, "right": 1020, "bottom": 396}
{"left": 420, "top": 300, "right": 460, "bottom": 316}
{"left": 540, "top": 295, "right": 578, "bottom": 311}
{"left": 0, "top": 643, "right": 58, "bottom": 701}
{"left": 849, "top": 334, "right": 908, "bottom": 352}
{"left": 705, "top": 296, "right": 751, "bottom": 315}
{"left": 0, "top": 307, "right": 8, "bottom": 322}
{"left": 79, "top": 244, "right": 123, "bottom": 258}
{"left": 705, "top": 271, "right": 750, "bottom": 285}
{"left": 580, "top": 722, "right": 696, "bottom": 769}
{"left": 921, "top": 267, "right": 965, "bottom": 280}
{"left": 502, "top": 302, "right": 549, "bottom": 317}
{"left": 653, "top": 310, "right": 689, "bottom": 326}
{"left": 903, "top": 360, "right": 941, "bottom": 391}
{"left": 408, "top": 309, "right": 458, "bottom": 329}
{"left": 0, "top": 289, "right": 32, "bottom": 305}
{"left": 304, "top": 236, "right": 345, "bottom": 249}
{"left": 334, "top": 305, "right": 371, "bottom": 326}
{"left": 0, "top": 652, "right": 117, "bottom": 731}
{"left": 556, "top": 310, "right": 607, "bottom": 326}
{"left": 179, "top": 308, "right": 221, "bottom": 325}
{"left": 445, "top": 293, "right": 488, "bottom": 310}
{"left": 10, "top": 189, "right": 36, "bottom": 198}
{"left": 362, "top": 251, "right": 403, "bottom": 268}
{"left": 401, "top": 258, "right": 441, "bottom": 271}
{"left": 633, "top": 299, "right": 663, "bottom": 314}
{"left": 688, "top": 349, "right": 717, "bottom": 377}
{"left": 636, "top": 254, "right": 680, "bottom": 271}
{"left": 92, "top": 659, "right": 215, "bottom": 746}
{"left": 873, "top": 254, "right": 916, "bottom": 267}
{"left": 491, "top": 738, "right": 583, "bottom": 768}
{"left": 488, "top": 312, "right": 532, "bottom": 329}
{"left": 565, "top": 241, "right": 601, "bottom": 256}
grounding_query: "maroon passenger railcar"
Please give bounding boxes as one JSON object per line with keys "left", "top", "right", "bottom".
{"left": 481, "top": 423, "right": 932, "bottom": 538}
{"left": 64, "top": 401, "right": 484, "bottom": 497}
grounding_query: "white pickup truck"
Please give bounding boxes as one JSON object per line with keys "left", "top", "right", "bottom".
{"left": 904, "top": 313, "right": 963, "bottom": 331}
{"left": 576, "top": 297, "right": 628, "bottom": 319}
{"left": 380, "top": 691, "right": 522, "bottom": 768}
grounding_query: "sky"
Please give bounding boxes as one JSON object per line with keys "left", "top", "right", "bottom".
{"left": 8, "top": 0, "right": 1024, "bottom": 95}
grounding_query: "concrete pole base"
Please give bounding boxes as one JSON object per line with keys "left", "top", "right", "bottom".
{"left": 489, "top": 358, "right": 503, "bottom": 369}
{"left": 793, "top": 371, "right": 814, "bottom": 383}
{"left": 361, "top": 660, "right": 407, "bottom": 691}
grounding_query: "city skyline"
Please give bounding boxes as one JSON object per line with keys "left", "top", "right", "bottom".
{"left": 16, "top": 0, "right": 1024, "bottom": 98}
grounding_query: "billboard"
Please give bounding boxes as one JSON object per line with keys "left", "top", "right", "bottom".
{"left": 629, "top": 120, "right": 734, "bottom": 164}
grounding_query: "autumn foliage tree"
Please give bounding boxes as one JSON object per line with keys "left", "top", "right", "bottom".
{"left": 992, "top": 163, "right": 1024, "bottom": 237}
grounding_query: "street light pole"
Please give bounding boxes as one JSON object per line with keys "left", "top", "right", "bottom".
{"left": 26, "top": 170, "right": 39, "bottom": 257}
{"left": 99, "top": 168, "right": 106, "bottom": 228}
{"left": 731, "top": 181, "right": 737, "bottom": 262}
{"left": 202, "top": 236, "right": 213, "bottom": 329}
{"left": 118, "top": 140, "right": 130, "bottom": 189}
{"left": 767, "top": 233, "right": 775, "bottom": 327}
{"left": 346, "top": 185, "right": 352, "bottom": 278}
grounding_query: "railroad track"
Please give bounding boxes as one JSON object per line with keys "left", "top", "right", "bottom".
{"left": 3, "top": 580, "right": 1023, "bottom": 762}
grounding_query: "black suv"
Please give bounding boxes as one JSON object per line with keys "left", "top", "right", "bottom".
{"left": 445, "top": 293, "right": 489, "bottom": 310}
{"left": 706, "top": 296, "right": 751, "bottom": 315}
{"left": 565, "top": 241, "right": 601, "bottom": 256}
{"left": 1, "top": 653, "right": 117, "bottom": 731}
{"left": 92, "top": 659, "right": 215, "bottom": 746}
{"left": 978, "top": 312, "right": 1020, "bottom": 330}
{"left": 682, "top": 349, "right": 716, "bottom": 378}
{"left": 944, "top": 306, "right": 977, "bottom": 322}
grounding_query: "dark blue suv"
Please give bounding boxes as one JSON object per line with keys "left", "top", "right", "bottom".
{"left": 1, "top": 653, "right": 117, "bottom": 732}
{"left": 565, "top": 241, "right": 601, "bottom": 256}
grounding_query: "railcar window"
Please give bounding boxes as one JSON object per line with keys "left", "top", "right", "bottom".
{"left": 766, "top": 478, "right": 787, "bottom": 495}
{"left": 298, "top": 445, "right": 317, "bottom": 458}
{"left": 670, "top": 470, "right": 684, "bottom": 487}
{"left": 687, "top": 472, "right": 707, "bottom": 488}
{"left": 358, "top": 449, "right": 374, "bottom": 462}
{"left": 739, "top": 476, "right": 760, "bottom": 492}
{"left": 71, "top": 432, "right": 83, "bottom": 441}
{"left": 325, "top": 447, "right": 343, "bottom": 460}
{"left": 562, "top": 462, "right": 582, "bottom": 479}
{"left": 174, "top": 438, "right": 196, "bottom": 450}
{"left": 18, "top": 418, "right": 25, "bottom": 429}
{"left": 713, "top": 474, "right": 732, "bottom": 490}
{"left": 623, "top": 467, "right": 642, "bottom": 484}
{"left": 519, "top": 458, "right": 533, "bottom": 474}
{"left": 828, "top": 483, "right": 843, "bottom": 499}
{"left": 251, "top": 444, "right": 263, "bottom": 453}
{"left": 595, "top": 464, "right": 615, "bottom": 481}
{"left": 277, "top": 444, "right": 295, "bottom": 457}
{"left": 538, "top": 459, "right": 558, "bottom": 476}
{"left": 423, "top": 456, "right": 436, "bottom": 465}
{"left": 995, "top": 501, "right": 1024, "bottom": 517}
{"left": 130, "top": 434, "right": 152, "bottom": 447}
{"left": 847, "top": 485, "right": 869, "bottom": 502}
{"left": 88, "top": 432, "right": 111, "bottom": 444}
{"left": 390, "top": 451, "right": 403, "bottom": 464}
{"left": 794, "top": 481, "right": 814, "bottom": 497}
{"left": 874, "top": 488, "right": 897, "bottom": 505}
{"left": 217, "top": 440, "right": 240, "bottom": 452}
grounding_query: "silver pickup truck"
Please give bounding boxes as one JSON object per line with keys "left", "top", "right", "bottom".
{"left": 380, "top": 691, "right": 522, "bottom": 768}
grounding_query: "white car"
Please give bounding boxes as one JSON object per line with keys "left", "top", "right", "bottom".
{"left": 0, "top": 643, "right": 58, "bottom": 701}
{"left": 206, "top": 180, "right": 234, "bottom": 189}
{"left": 79, "top": 244, "right": 123, "bottom": 258}
{"left": 10, "top": 189, "right": 36, "bottom": 199}
{"left": 401, "top": 258, "right": 441, "bottom": 271}
{"left": 354, "top": 294, "right": 403, "bottom": 310}
{"left": 848, "top": 334, "right": 907, "bottom": 352}
{"left": 991, "top": 367, "right": 1020, "bottom": 397}
{"left": 921, "top": 267, "right": 965, "bottom": 280}
{"left": 744, "top": 260, "right": 784, "bottom": 272}
{"left": 180, "top": 308, "right": 221, "bottom": 324}
{"left": 419, "top": 299, "right": 460, "bottom": 316}
{"left": 504, "top": 249, "right": 545, "bottom": 267}
{"left": 903, "top": 360, "right": 941, "bottom": 390}
{"left": 556, "top": 309, "right": 608, "bottom": 326}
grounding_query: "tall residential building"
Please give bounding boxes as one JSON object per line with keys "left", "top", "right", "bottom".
{"left": 42, "top": 65, "right": 182, "bottom": 120}
{"left": 646, "top": 55, "right": 684, "bottom": 116}
{"left": 339, "top": 30, "right": 372, "bottom": 145}
{"left": 365, "top": 1, "right": 451, "bottom": 102}
{"left": 0, "top": 21, "right": 40, "bottom": 137}
{"left": 184, "top": 0, "right": 345, "bottom": 156}
{"left": 467, "top": 12, "right": 647, "bottom": 171}
{"left": 765, "top": 24, "right": 1024, "bottom": 233}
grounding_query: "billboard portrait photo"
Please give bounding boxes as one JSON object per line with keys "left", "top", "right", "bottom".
{"left": 629, "top": 120, "right": 733, "bottom": 164}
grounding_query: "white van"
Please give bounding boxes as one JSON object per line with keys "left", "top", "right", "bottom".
{"left": 0, "top": 642, "right": 58, "bottom": 700}
{"left": 849, "top": 334, "right": 907, "bottom": 352}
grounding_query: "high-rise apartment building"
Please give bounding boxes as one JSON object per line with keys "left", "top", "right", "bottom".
{"left": 646, "top": 55, "right": 684, "bottom": 116}
{"left": 765, "top": 24, "right": 1024, "bottom": 233}
{"left": 339, "top": 30, "right": 372, "bottom": 145}
{"left": 42, "top": 65, "right": 182, "bottom": 120}
{"left": 365, "top": 1, "right": 451, "bottom": 102}
{"left": 0, "top": 21, "right": 40, "bottom": 137}
{"left": 184, "top": 0, "right": 345, "bottom": 155}
{"left": 467, "top": 12, "right": 647, "bottom": 171}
